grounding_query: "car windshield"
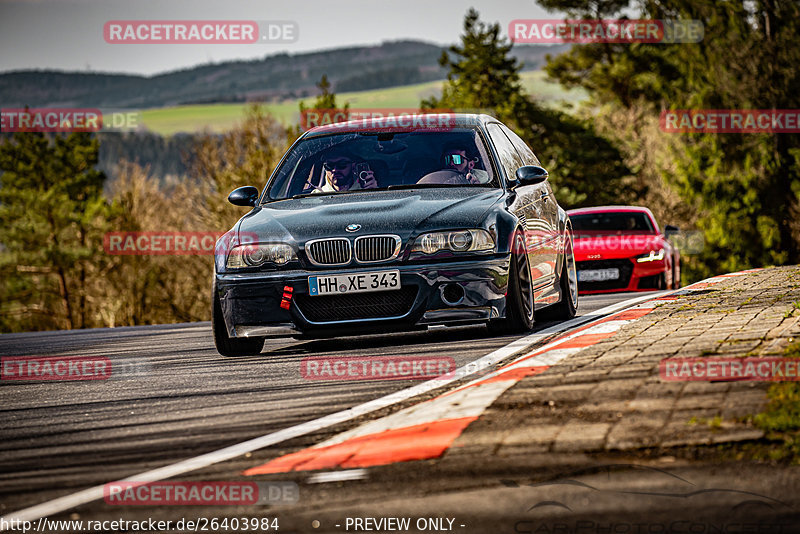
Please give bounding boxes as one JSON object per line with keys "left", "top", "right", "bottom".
{"left": 571, "top": 211, "right": 655, "bottom": 232}
{"left": 264, "top": 128, "right": 498, "bottom": 201}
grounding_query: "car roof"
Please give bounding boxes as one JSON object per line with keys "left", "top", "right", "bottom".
{"left": 567, "top": 205, "right": 660, "bottom": 232}
{"left": 567, "top": 205, "right": 656, "bottom": 216}
{"left": 302, "top": 113, "right": 497, "bottom": 137}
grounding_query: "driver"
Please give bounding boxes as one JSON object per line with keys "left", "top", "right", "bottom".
{"left": 441, "top": 144, "right": 489, "bottom": 184}
{"left": 314, "top": 149, "right": 378, "bottom": 193}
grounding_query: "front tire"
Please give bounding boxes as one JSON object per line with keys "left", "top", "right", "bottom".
{"left": 212, "top": 282, "right": 264, "bottom": 357}
{"left": 488, "top": 233, "right": 535, "bottom": 335}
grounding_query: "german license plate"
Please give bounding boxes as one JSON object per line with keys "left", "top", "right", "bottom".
{"left": 309, "top": 270, "right": 401, "bottom": 296}
{"left": 578, "top": 268, "right": 620, "bottom": 282}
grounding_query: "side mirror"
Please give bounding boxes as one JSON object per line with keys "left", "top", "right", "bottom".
{"left": 228, "top": 186, "right": 259, "bottom": 207}
{"left": 514, "top": 165, "right": 549, "bottom": 186}
{"left": 664, "top": 224, "right": 680, "bottom": 237}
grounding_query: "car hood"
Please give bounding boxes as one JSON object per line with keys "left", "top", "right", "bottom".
{"left": 237, "top": 188, "right": 505, "bottom": 243}
{"left": 572, "top": 232, "right": 665, "bottom": 260}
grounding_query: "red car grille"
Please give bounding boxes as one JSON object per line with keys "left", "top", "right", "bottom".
{"left": 576, "top": 259, "right": 634, "bottom": 290}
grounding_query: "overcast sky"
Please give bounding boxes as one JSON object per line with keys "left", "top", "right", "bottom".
{"left": 0, "top": 0, "right": 558, "bottom": 76}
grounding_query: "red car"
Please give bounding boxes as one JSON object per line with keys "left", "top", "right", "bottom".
{"left": 567, "top": 206, "right": 680, "bottom": 294}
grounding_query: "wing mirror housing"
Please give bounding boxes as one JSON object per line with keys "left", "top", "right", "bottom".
{"left": 513, "top": 165, "right": 549, "bottom": 187}
{"left": 228, "top": 186, "right": 259, "bottom": 207}
{"left": 664, "top": 224, "right": 680, "bottom": 237}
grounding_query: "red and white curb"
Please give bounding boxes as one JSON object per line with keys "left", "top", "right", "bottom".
{"left": 244, "top": 270, "right": 759, "bottom": 476}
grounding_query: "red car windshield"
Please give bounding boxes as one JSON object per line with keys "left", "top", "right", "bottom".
{"left": 571, "top": 212, "right": 655, "bottom": 232}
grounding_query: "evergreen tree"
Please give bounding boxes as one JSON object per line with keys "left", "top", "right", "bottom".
{"left": 422, "top": 9, "right": 528, "bottom": 114}
{"left": 292, "top": 74, "right": 351, "bottom": 139}
{"left": 0, "top": 132, "right": 108, "bottom": 331}
{"left": 302, "top": 74, "right": 345, "bottom": 112}
{"left": 424, "top": 8, "right": 635, "bottom": 207}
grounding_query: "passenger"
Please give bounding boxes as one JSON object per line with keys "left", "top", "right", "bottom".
{"left": 441, "top": 144, "right": 489, "bottom": 184}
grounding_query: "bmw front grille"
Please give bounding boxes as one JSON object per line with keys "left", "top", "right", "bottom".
{"left": 354, "top": 235, "right": 402, "bottom": 263}
{"left": 305, "top": 235, "right": 401, "bottom": 266}
{"left": 306, "top": 238, "right": 351, "bottom": 266}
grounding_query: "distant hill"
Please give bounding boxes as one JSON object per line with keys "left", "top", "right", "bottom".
{"left": 0, "top": 40, "right": 569, "bottom": 109}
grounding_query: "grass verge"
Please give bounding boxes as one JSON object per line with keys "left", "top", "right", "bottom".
{"left": 751, "top": 340, "right": 800, "bottom": 463}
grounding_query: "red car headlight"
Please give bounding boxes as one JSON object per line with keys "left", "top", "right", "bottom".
{"left": 636, "top": 248, "right": 665, "bottom": 263}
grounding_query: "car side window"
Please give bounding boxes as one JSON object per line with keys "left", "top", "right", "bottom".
{"left": 486, "top": 123, "right": 525, "bottom": 182}
{"left": 500, "top": 124, "right": 541, "bottom": 166}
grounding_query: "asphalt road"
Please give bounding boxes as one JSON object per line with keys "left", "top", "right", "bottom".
{"left": 0, "top": 292, "right": 639, "bottom": 520}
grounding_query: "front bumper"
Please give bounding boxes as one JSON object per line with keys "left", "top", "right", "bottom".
{"left": 576, "top": 257, "right": 668, "bottom": 294}
{"left": 215, "top": 257, "right": 510, "bottom": 338}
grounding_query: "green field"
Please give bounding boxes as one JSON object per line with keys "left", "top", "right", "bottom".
{"left": 140, "top": 71, "right": 587, "bottom": 136}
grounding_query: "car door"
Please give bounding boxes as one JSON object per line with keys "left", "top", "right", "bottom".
{"left": 500, "top": 124, "right": 559, "bottom": 288}
{"left": 485, "top": 123, "right": 548, "bottom": 289}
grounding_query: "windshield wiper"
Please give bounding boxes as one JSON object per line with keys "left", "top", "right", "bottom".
{"left": 388, "top": 183, "right": 444, "bottom": 190}
{"left": 289, "top": 188, "right": 391, "bottom": 200}
{"left": 290, "top": 191, "right": 336, "bottom": 199}
{"left": 387, "top": 183, "right": 479, "bottom": 190}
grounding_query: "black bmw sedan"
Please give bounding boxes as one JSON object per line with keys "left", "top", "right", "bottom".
{"left": 212, "top": 113, "right": 578, "bottom": 356}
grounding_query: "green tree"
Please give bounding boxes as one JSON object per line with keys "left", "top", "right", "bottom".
{"left": 292, "top": 74, "right": 351, "bottom": 139}
{"left": 300, "top": 74, "right": 346, "bottom": 112}
{"left": 422, "top": 9, "right": 529, "bottom": 115}
{"left": 541, "top": 0, "right": 800, "bottom": 277}
{"left": 0, "top": 132, "right": 108, "bottom": 331}
{"left": 423, "top": 8, "right": 635, "bottom": 207}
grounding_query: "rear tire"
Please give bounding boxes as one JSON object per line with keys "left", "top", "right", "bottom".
{"left": 488, "top": 233, "right": 535, "bottom": 335}
{"left": 212, "top": 282, "right": 264, "bottom": 357}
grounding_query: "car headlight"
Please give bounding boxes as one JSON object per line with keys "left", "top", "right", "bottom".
{"left": 226, "top": 243, "right": 296, "bottom": 269}
{"left": 636, "top": 249, "right": 665, "bottom": 262}
{"left": 411, "top": 229, "right": 495, "bottom": 255}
